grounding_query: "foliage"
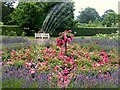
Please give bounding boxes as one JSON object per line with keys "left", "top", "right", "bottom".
{"left": 101, "top": 9, "right": 115, "bottom": 21}
{"left": 56, "top": 30, "right": 73, "bottom": 54}
{"left": 76, "top": 19, "right": 103, "bottom": 28}
{"left": 6, "top": 2, "right": 75, "bottom": 35}
{"left": 0, "top": 22, "right": 3, "bottom": 25}
{"left": 77, "top": 7, "right": 100, "bottom": 23}
{"left": 94, "top": 30, "right": 119, "bottom": 41}
{"left": 52, "top": 27, "right": 118, "bottom": 37}
{"left": 85, "top": 19, "right": 102, "bottom": 27}
{"left": 1, "top": 1, "right": 15, "bottom": 23}
{"left": 102, "top": 12, "right": 118, "bottom": 27}
{"left": 6, "top": 2, "right": 46, "bottom": 35}
{"left": 118, "top": 14, "right": 120, "bottom": 28}
{"left": 1, "top": 25, "right": 23, "bottom": 36}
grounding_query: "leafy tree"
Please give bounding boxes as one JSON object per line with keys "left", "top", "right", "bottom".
{"left": 0, "top": 2, "right": 2, "bottom": 22}
{"left": 104, "top": 9, "right": 115, "bottom": 15}
{"left": 118, "top": 14, "right": 120, "bottom": 28}
{"left": 1, "top": 1, "right": 14, "bottom": 23}
{"left": 101, "top": 9, "right": 115, "bottom": 21}
{"left": 102, "top": 12, "right": 118, "bottom": 27}
{"left": 77, "top": 7, "right": 100, "bottom": 23}
{"left": 7, "top": 2, "right": 50, "bottom": 35}
{"left": 7, "top": 2, "right": 75, "bottom": 35}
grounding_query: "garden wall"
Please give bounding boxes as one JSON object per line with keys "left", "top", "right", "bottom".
{"left": 1, "top": 25, "right": 23, "bottom": 36}
{"left": 52, "top": 27, "right": 118, "bottom": 37}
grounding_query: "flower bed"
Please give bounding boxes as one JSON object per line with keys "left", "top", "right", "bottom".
{"left": 1, "top": 30, "right": 119, "bottom": 88}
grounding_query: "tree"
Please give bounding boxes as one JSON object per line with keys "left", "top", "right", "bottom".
{"left": 102, "top": 12, "right": 118, "bottom": 27}
{"left": 77, "top": 7, "right": 100, "bottom": 23}
{"left": 1, "top": 1, "right": 14, "bottom": 23}
{"left": 101, "top": 9, "right": 115, "bottom": 21}
{"left": 118, "top": 14, "right": 120, "bottom": 28}
{"left": 7, "top": 2, "right": 50, "bottom": 35}
{"left": 6, "top": 2, "right": 75, "bottom": 35}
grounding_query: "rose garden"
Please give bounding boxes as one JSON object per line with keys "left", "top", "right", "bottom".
{"left": 0, "top": 1, "right": 120, "bottom": 89}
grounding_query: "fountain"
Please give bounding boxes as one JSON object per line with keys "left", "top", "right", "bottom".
{"left": 41, "top": 2, "right": 74, "bottom": 34}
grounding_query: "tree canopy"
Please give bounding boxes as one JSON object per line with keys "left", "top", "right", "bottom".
{"left": 77, "top": 7, "right": 100, "bottom": 23}
{"left": 1, "top": 1, "right": 14, "bottom": 23}
{"left": 101, "top": 9, "right": 115, "bottom": 21}
{"left": 102, "top": 12, "right": 118, "bottom": 27}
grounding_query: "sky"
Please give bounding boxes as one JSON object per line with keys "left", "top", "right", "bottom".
{"left": 13, "top": 0, "right": 120, "bottom": 17}
{"left": 73, "top": 0, "right": 120, "bottom": 17}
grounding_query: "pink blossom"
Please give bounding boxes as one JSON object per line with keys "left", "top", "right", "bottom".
{"left": 85, "top": 53, "right": 89, "bottom": 57}
{"left": 98, "top": 61, "right": 104, "bottom": 65}
{"left": 54, "top": 65, "right": 60, "bottom": 71}
{"left": 58, "top": 52, "right": 64, "bottom": 60}
{"left": 38, "top": 75, "right": 41, "bottom": 79}
{"left": 29, "top": 69, "right": 35, "bottom": 74}
{"left": 68, "top": 30, "right": 72, "bottom": 32}
{"left": 0, "top": 62, "right": 4, "bottom": 65}
{"left": 96, "top": 63, "right": 100, "bottom": 66}
{"left": 70, "top": 60, "right": 74, "bottom": 65}
{"left": 56, "top": 38, "right": 64, "bottom": 47}
{"left": 58, "top": 73, "right": 63, "bottom": 79}
{"left": 46, "top": 47, "right": 48, "bottom": 53}
{"left": 103, "top": 55, "right": 109, "bottom": 63}
{"left": 92, "top": 63, "right": 97, "bottom": 68}
{"left": 63, "top": 68, "right": 69, "bottom": 74}
{"left": 35, "top": 64, "right": 38, "bottom": 69}
{"left": 67, "top": 38, "right": 71, "bottom": 42}
{"left": 73, "top": 67, "right": 77, "bottom": 70}
{"left": 42, "top": 62, "right": 47, "bottom": 65}
{"left": 81, "top": 66, "right": 86, "bottom": 70}
{"left": 7, "top": 61, "right": 14, "bottom": 65}
{"left": 26, "top": 62, "right": 31, "bottom": 68}
{"left": 63, "top": 76, "right": 68, "bottom": 81}
{"left": 11, "top": 50, "right": 16, "bottom": 55}
{"left": 63, "top": 32, "right": 67, "bottom": 41}
{"left": 67, "top": 57, "right": 71, "bottom": 62}
{"left": 48, "top": 76, "right": 51, "bottom": 80}
{"left": 0, "top": 51, "right": 2, "bottom": 54}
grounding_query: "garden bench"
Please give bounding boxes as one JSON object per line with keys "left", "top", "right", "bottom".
{"left": 35, "top": 33, "right": 50, "bottom": 39}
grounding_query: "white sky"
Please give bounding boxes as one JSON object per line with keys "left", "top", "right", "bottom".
{"left": 13, "top": 0, "right": 120, "bottom": 17}
{"left": 73, "top": 0, "right": 120, "bottom": 17}
{"left": 13, "top": 0, "right": 19, "bottom": 8}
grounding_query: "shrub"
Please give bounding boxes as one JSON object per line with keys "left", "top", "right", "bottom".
{"left": 72, "top": 27, "right": 118, "bottom": 36}
{"left": 1, "top": 25, "right": 23, "bottom": 36}
{"left": 52, "top": 27, "right": 118, "bottom": 37}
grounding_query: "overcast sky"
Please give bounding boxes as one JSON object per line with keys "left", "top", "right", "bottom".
{"left": 73, "top": 0, "right": 119, "bottom": 17}
{"left": 13, "top": 0, "right": 119, "bottom": 17}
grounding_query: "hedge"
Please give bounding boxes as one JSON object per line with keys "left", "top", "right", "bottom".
{"left": 1, "top": 25, "right": 23, "bottom": 36}
{"left": 52, "top": 27, "right": 118, "bottom": 37}
{"left": 0, "top": 26, "right": 118, "bottom": 37}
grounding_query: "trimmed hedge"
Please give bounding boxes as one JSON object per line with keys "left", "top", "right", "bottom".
{"left": 52, "top": 27, "right": 118, "bottom": 37}
{"left": 1, "top": 25, "right": 23, "bottom": 36}
{"left": 1, "top": 26, "right": 118, "bottom": 37}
